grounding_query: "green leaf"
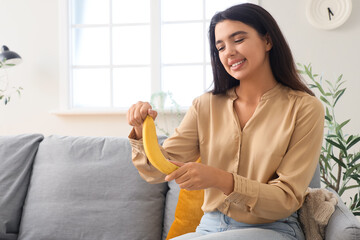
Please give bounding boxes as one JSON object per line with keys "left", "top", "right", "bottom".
{"left": 333, "top": 89, "right": 345, "bottom": 107}
{"left": 304, "top": 65, "right": 311, "bottom": 76}
{"left": 347, "top": 135, "right": 354, "bottom": 144}
{"left": 343, "top": 185, "right": 360, "bottom": 191}
{"left": 320, "top": 155, "right": 332, "bottom": 171}
{"left": 345, "top": 164, "right": 360, "bottom": 177}
{"left": 336, "top": 74, "right": 343, "bottom": 83}
{"left": 326, "top": 138, "right": 346, "bottom": 152}
{"left": 336, "top": 119, "right": 350, "bottom": 133}
{"left": 350, "top": 154, "right": 360, "bottom": 165}
{"left": 347, "top": 136, "right": 360, "bottom": 150}
{"left": 325, "top": 115, "right": 332, "bottom": 122}
{"left": 325, "top": 107, "right": 333, "bottom": 122}
{"left": 315, "top": 82, "right": 327, "bottom": 96}
{"left": 326, "top": 134, "right": 337, "bottom": 138}
{"left": 335, "top": 129, "right": 345, "bottom": 142}
{"left": 334, "top": 88, "right": 346, "bottom": 98}
{"left": 335, "top": 81, "right": 346, "bottom": 91}
{"left": 298, "top": 69, "right": 305, "bottom": 74}
{"left": 337, "top": 140, "right": 348, "bottom": 156}
{"left": 330, "top": 172, "right": 338, "bottom": 182}
{"left": 329, "top": 153, "right": 347, "bottom": 168}
{"left": 320, "top": 96, "right": 332, "bottom": 106}
{"left": 325, "top": 80, "right": 334, "bottom": 89}
{"left": 350, "top": 174, "right": 360, "bottom": 183}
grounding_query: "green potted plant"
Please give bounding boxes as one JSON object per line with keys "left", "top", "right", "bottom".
{"left": 0, "top": 59, "right": 23, "bottom": 105}
{"left": 298, "top": 63, "right": 360, "bottom": 215}
{"left": 150, "top": 91, "right": 183, "bottom": 137}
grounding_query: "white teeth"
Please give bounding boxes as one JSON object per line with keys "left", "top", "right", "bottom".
{"left": 232, "top": 59, "right": 245, "bottom": 67}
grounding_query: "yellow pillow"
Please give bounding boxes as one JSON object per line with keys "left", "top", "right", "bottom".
{"left": 166, "top": 159, "right": 204, "bottom": 240}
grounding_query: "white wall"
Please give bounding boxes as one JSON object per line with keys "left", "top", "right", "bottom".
{"left": 261, "top": 0, "right": 360, "bottom": 141}
{"left": 1, "top": 0, "right": 359, "bottom": 139}
{"left": 0, "top": 0, "right": 131, "bottom": 136}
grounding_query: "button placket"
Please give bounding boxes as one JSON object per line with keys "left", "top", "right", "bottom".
{"left": 232, "top": 100, "right": 242, "bottom": 174}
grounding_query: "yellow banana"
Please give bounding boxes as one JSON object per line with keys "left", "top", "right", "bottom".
{"left": 142, "top": 115, "right": 179, "bottom": 175}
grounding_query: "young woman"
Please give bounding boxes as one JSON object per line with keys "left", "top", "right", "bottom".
{"left": 127, "top": 3, "right": 324, "bottom": 240}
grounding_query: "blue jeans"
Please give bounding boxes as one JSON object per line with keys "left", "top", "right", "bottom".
{"left": 170, "top": 211, "right": 305, "bottom": 240}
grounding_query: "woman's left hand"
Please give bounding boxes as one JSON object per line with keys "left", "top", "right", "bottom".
{"left": 165, "top": 161, "right": 234, "bottom": 195}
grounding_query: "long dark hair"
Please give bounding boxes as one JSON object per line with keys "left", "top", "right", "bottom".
{"left": 209, "top": 3, "right": 314, "bottom": 96}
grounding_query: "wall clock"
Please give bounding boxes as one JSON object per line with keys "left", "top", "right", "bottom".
{"left": 306, "top": 0, "right": 352, "bottom": 30}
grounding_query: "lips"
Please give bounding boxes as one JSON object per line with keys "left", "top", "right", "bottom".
{"left": 229, "top": 59, "right": 246, "bottom": 70}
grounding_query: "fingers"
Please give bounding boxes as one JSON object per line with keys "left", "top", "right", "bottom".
{"left": 127, "top": 101, "right": 157, "bottom": 127}
{"left": 165, "top": 165, "right": 186, "bottom": 182}
{"left": 148, "top": 109, "right": 158, "bottom": 120}
{"left": 169, "top": 160, "right": 185, "bottom": 167}
{"left": 165, "top": 162, "right": 204, "bottom": 190}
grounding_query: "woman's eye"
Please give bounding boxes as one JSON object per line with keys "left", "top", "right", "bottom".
{"left": 217, "top": 46, "right": 225, "bottom": 52}
{"left": 235, "top": 38, "right": 244, "bottom": 43}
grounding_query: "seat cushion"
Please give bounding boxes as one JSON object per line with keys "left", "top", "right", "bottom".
{"left": 325, "top": 189, "right": 360, "bottom": 240}
{"left": 0, "top": 134, "right": 44, "bottom": 240}
{"left": 162, "top": 180, "right": 180, "bottom": 240}
{"left": 18, "top": 135, "right": 168, "bottom": 240}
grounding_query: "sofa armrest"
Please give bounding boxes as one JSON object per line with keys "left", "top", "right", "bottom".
{"left": 325, "top": 189, "right": 360, "bottom": 240}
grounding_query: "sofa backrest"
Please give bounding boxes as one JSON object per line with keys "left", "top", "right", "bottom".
{"left": 309, "top": 164, "right": 321, "bottom": 188}
{"left": 17, "top": 135, "right": 168, "bottom": 240}
{"left": 0, "top": 134, "right": 44, "bottom": 240}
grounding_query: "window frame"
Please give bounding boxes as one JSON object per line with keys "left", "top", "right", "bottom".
{"left": 55, "top": 0, "right": 258, "bottom": 115}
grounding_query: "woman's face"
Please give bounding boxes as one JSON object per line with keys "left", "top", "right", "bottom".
{"left": 214, "top": 20, "right": 272, "bottom": 81}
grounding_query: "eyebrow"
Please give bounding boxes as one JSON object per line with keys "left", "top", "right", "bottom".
{"left": 215, "top": 31, "right": 248, "bottom": 45}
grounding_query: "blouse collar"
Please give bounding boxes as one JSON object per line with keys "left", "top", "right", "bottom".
{"left": 226, "top": 82, "right": 282, "bottom": 101}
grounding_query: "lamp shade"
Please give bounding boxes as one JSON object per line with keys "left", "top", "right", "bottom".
{"left": 0, "top": 45, "right": 22, "bottom": 67}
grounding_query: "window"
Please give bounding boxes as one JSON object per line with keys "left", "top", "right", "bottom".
{"left": 60, "top": 0, "right": 257, "bottom": 112}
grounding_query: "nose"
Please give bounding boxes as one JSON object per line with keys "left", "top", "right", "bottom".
{"left": 223, "top": 44, "right": 236, "bottom": 57}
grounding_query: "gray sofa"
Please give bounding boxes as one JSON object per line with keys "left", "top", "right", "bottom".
{"left": 0, "top": 134, "right": 359, "bottom": 240}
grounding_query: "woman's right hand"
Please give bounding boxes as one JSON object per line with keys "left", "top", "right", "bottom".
{"left": 127, "top": 101, "right": 158, "bottom": 139}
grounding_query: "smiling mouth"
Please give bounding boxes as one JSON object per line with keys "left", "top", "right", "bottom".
{"left": 231, "top": 59, "right": 246, "bottom": 67}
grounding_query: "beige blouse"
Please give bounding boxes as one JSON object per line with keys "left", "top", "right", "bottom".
{"left": 129, "top": 83, "right": 324, "bottom": 224}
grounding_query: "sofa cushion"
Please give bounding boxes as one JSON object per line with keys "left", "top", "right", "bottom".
{"left": 162, "top": 180, "right": 180, "bottom": 240}
{"left": 325, "top": 189, "right": 360, "bottom": 240}
{"left": 309, "top": 164, "right": 321, "bottom": 188}
{"left": 18, "top": 135, "right": 168, "bottom": 240}
{"left": 164, "top": 158, "right": 204, "bottom": 240}
{"left": 0, "top": 134, "right": 44, "bottom": 240}
{"left": 166, "top": 188, "right": 204, "bottom": 240}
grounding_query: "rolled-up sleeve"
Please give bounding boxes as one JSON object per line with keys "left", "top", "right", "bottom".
{"left": 128, "top": 98, "right": 201, "bottom": 183}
